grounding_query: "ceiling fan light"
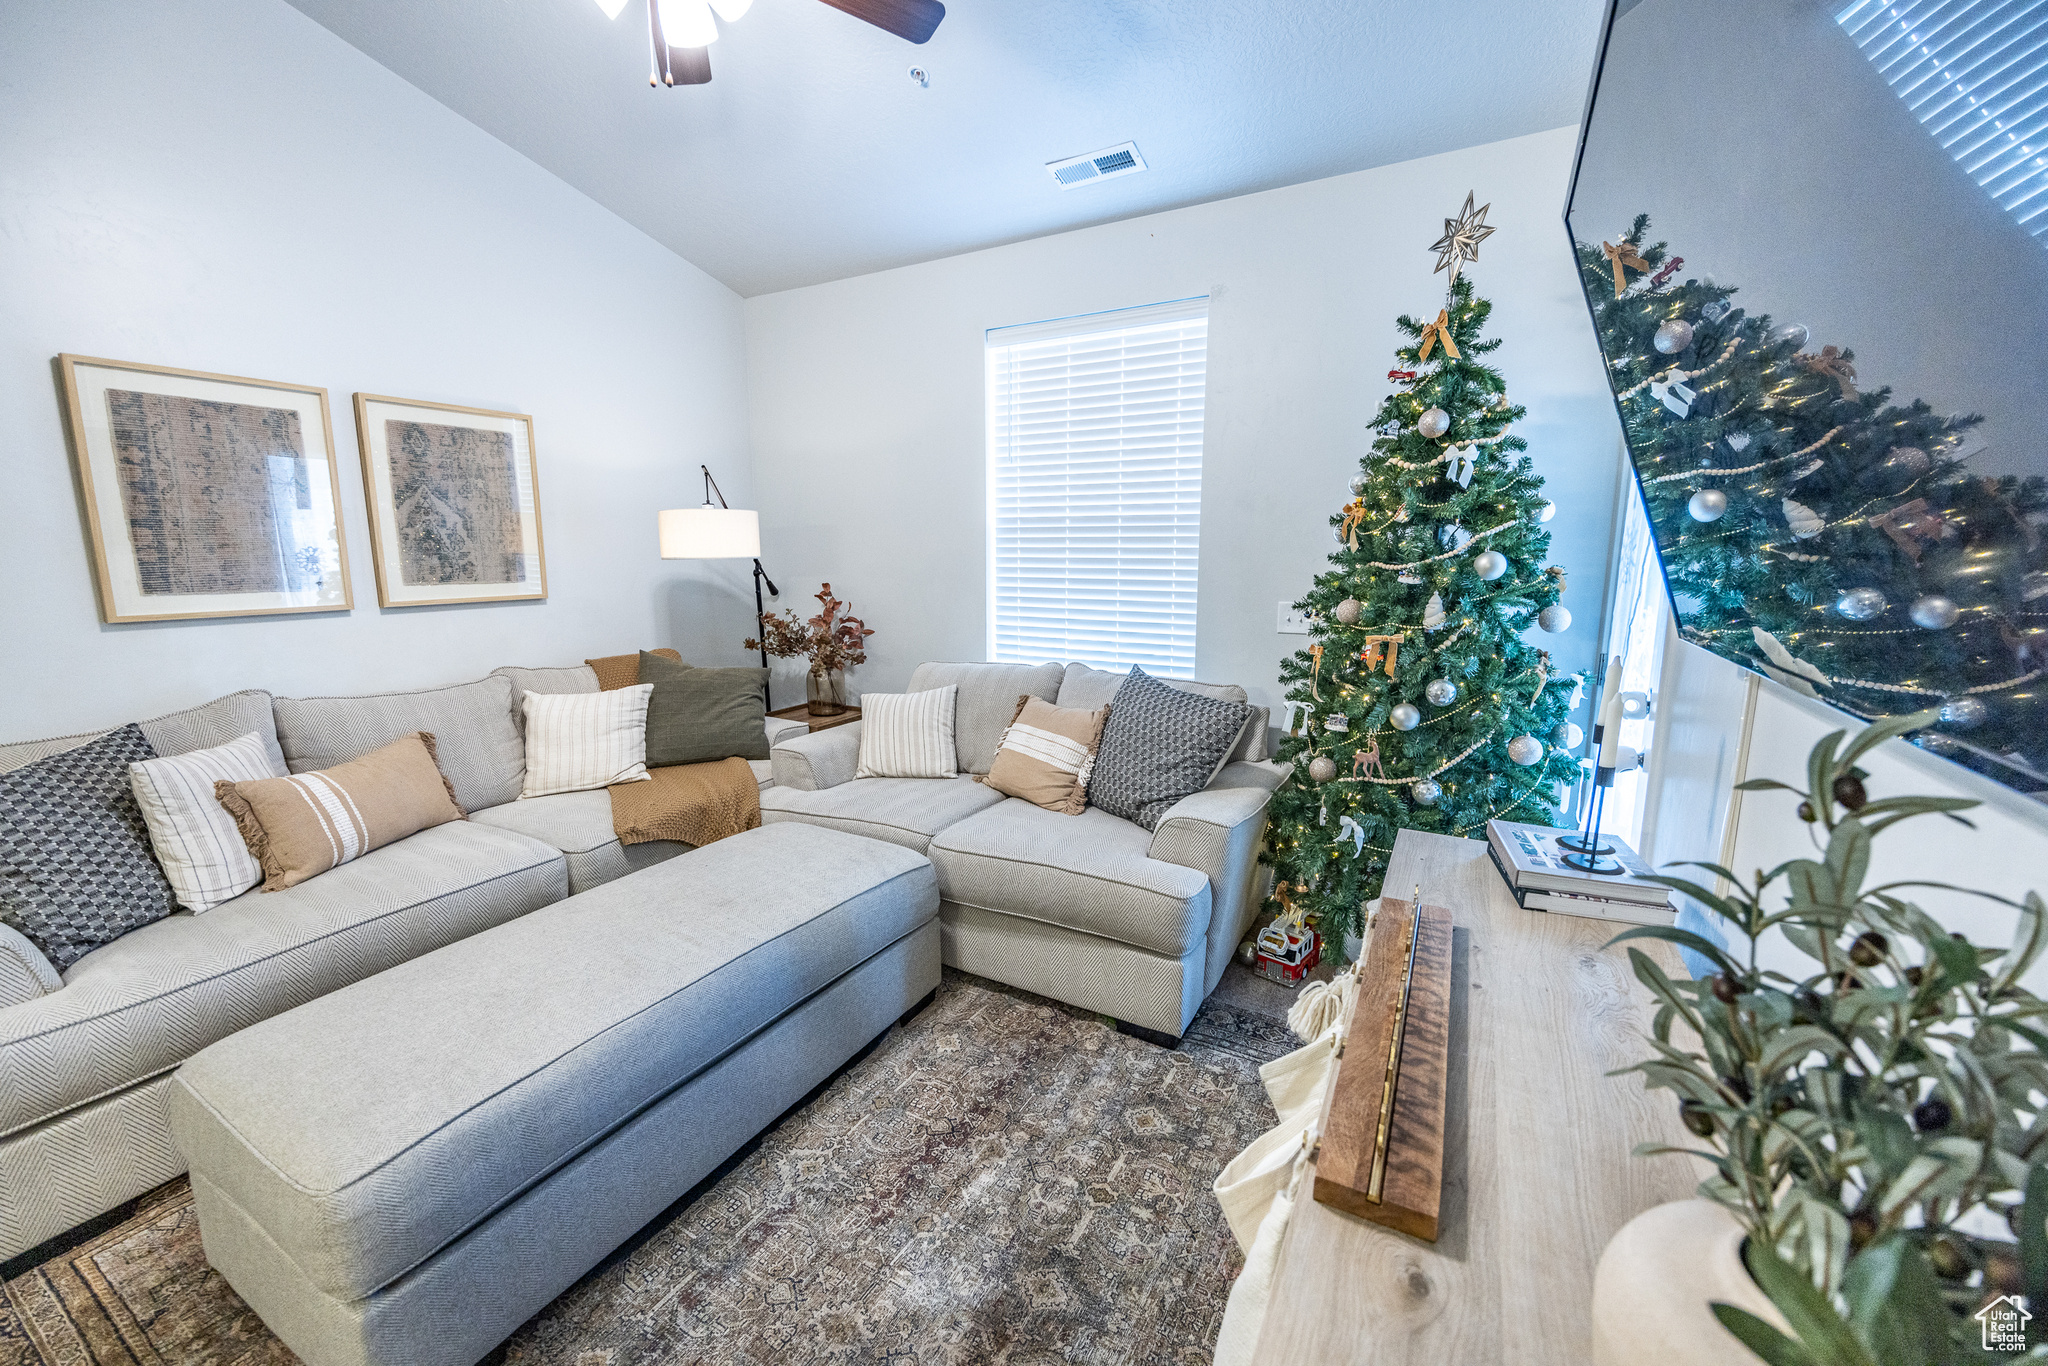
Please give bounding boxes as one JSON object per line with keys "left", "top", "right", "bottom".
{"left": 656, "top": 0, "right": 718, "bottom": 47}
{"left": 707, "top": 0, "right": 752, "bottom": 20}
{"left": 592, "top": 0, "right": 630, "bottom": 16}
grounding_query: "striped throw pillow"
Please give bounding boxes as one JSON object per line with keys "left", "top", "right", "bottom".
{"left": 855, "top": 686, "right": 959, "bottom": 779}
{"left": 213, "top": 733, "right": 466, "bottom": 891}
{"left": 980, "top": 696, "right": 1109, "bottom": 813}
{"left": 129, "top": 730, "right": 285, "bottom": 913}
{"left": 520, "top": 685, "right": 655, "bottom": 798}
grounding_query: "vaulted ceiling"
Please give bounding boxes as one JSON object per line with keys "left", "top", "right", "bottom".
{"left": 284, "top": 0, "right": 1604, "bottom": 295}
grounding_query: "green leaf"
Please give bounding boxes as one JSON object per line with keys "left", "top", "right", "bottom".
{"left": 1629, "top": 947, "right": 1700, "bottom": 1028}
{"left": 1808, "top": 730, "right": 1846, "bottom": 827}
{"left": 1745, "top": 1238, "right": 1879, "bottom": 1366}
{"left": 1994, "top": 891, "right": 2048, "bottom": 997}
{"left": 1605, "top": 925, "right": 1744, "bottom": 978}
{"left": 1735, "top": 778, "right": 1805, "bottom": 795}
{"left": 1646, "top": 873, "right": 1748, "bottom": 924}
{"left": 1840, "top": 1236, "right": 1945, "bottom": 1366}
{"left": 1857, "top": 1112, "right": 1917, "bottom": 1177}
{"left": 2022, "top": 1162, "right": 2048, "bottom": 1308}
{"left": 1823, "top": 820, "right": 1871, "bottom": 906}
{"left": 1712, "top": 1306, "right": 1822, "bottom": 1366}
{"left": 1929, "top": 933, "right": 1980, "bottom": 989}
{"left": 1757, "top": 1025, "right": 1849, "bottom": 1077}
{"left": 1838, "top": 708, "right": 1942, "bottom": 771}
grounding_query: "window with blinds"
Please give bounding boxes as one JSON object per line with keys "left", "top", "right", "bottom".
{"left": 986, "top": 298, "right": 1209, "bottom": 677}
{"left": 1837, "top": 0, "right": 2048, "bottom": 240}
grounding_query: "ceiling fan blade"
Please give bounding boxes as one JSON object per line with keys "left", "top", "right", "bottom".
{"left": 815, "top": 0, "right": 944, "bottom": 44}
{"left": 667, "top": 44, "right": 713, "bottom": 84}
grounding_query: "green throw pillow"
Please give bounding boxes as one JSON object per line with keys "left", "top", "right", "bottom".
{"left": 638, "top": 651, "right": 769, "bottom": 767}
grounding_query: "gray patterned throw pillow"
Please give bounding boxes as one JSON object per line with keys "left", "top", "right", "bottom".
{"left": 0, "top": 724, "right": 176, "bottom": 971}
{"left": 1087, "top": 667, "right": 1253, "bottom": 831}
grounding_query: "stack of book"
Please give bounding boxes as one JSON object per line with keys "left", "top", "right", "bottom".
{"left": 1485, "top": 819, "right": 1676, "bottom": 926}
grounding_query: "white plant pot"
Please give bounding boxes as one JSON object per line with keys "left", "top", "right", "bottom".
{"left": 1592, "top": 1200, "right": 1790, "bottom": 1366}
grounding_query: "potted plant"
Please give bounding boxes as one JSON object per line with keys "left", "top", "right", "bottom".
{"left": 746, "top": 582, "right": 874, "bottom": 716}
{"left": 1596, "top": 711, "right": 2048, "bottom": 1364}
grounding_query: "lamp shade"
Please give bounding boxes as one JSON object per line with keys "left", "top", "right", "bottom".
{"left": 659, "top": 506, "right": 760, "bottom": 559}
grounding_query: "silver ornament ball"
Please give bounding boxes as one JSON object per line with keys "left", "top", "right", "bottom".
{"left": 1939, "top": 697, "right": 1987, "bottom": 730}
{"left": 1308, "top": 756, "right": 1338, "bottom": 783}
{"left": 1537, "top": 604, "right": 1572, "bottom": 633}
{"left": 1770, "top": 322, "right": 1809, "bottom": 350}
{"left": 1882, "top": 446, "right": 1931, "bottom": 481}
{"left": 1537, "top": 500, "right": 1557, "bottom": 523}
{"left": 1440, "top": 523, "right": 1473, "bottom": 551}
{"left": 1417, "top": 407, "right": 1451, "bottom": 439}
{"left": 1350, "top": 472, "right": 1369, "bottom": 496}
{"left": 1835, "top": 587, "right": 1887, "bottom": 622}
{"left": 1389, "top": 702, "right": 1422, "bottom": 731}
{"left": 1472, "top": 549, "right": 1509, "bottom": 581}
{"left": 1653, "top": 319, "right": 1695, "bottom": 355}
{"left": 1425, "top": 678, "right": 1458, "bottom": 707}
{"left": 1687, "top": 489, "right": 1729, "bottom": 522}
{"left": 1507, "top": 735, "right": 1545, "bottom": 767}
{"left": 1410, "top": 779, "right": 1442, "bottom": 807}
{"left": 1550, "top": 721, "right": 1584, "bottom": 750}
{"left": 1332, "top": 598, "right": 1363, "bottom": 625}
{"left": 1909, "top": 594, "right": 1960, "bottom": 630}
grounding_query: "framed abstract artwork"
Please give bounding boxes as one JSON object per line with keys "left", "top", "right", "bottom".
{"left": 352, "top": 394, "right": 547, "bottom": 608}
{"left": 57, "top": 355, "right": 353, "bottom": 623}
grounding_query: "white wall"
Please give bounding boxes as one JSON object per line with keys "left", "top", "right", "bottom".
{"left": 0, "top": 0, "right": 755, "bottom": 741}
{"left": 743, "top": 126, "right": 1626, "bottom": 718}
{"left": 1645, "top": 639, "right": 2048, "bottom": 987}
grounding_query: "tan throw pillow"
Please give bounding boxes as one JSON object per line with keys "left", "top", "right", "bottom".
{"left": 979, "top": 696, "right": 1110, "bottom": 814}
{"left": 586, "top": 648, "right": 684, "bottom": 692}
{"left": 215, "top": 732, "right": 465, "bottom": 891}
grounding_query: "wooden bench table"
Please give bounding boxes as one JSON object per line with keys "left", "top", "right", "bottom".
{"left": 1251, "top": 828, "right": 1699, "bottom": 1364}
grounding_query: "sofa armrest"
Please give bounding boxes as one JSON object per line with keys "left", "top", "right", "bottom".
{"left": 1205, "top": 758, "right": 1291, "bottom": 795}
{"left": 0, "top": 924, "right": 61, "bottom": 1010}
{"left": 764, "top": 715, "right": 810, "bottom": 748}
{"left": 770, "top": 721, "right": 863, "bottom": 791}
{"left": 1148, "top": 784, "right": 1277, "bottom": 993}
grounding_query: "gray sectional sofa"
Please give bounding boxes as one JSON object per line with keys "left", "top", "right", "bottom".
{"left": 763, "top": 662, "right": 1288, "bottom": 1040}
{"left": 0, "top": 663, "right": 805, "bottom": 1261}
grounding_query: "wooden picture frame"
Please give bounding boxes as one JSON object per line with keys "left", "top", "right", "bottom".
{"left": 58, "top": 354, "right": 353, "bottom": 624}
{"left": 352, "top": 394, "right": 547, "bottom": 608}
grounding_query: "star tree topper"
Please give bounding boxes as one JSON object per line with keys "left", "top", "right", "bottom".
{"left": 1430, "top": 191, "right": 1495, "bottom": 281}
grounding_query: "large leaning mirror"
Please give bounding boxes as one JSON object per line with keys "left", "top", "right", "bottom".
{"left": 1567, "top": 0, "right": 2048, "bottom": 796}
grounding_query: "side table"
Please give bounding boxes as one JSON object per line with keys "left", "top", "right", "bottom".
{"left": 769, "top": 703, "right": 861, "bottom": 734}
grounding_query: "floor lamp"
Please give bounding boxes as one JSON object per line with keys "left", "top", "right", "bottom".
{"left": 658, "top": 465, "right": 778, "bottom": 668}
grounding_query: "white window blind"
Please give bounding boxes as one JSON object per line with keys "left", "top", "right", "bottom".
{"left": 1837, "top": 0, "right": 2048, "bottom": 240}
{"left": 986, "top": 297, "right": 1208, "bottom": 676}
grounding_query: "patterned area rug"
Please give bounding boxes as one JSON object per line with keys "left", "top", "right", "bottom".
{"left": 0, "top": 972, "right": 1293, "bottom": 1366}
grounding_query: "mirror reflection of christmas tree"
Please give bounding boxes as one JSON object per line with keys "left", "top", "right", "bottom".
{"left": 1576, "top": 216, "right": 2048, "bottom": 791}
{"left": 1265, "top": 194, "right": 1585, "bottom": 945}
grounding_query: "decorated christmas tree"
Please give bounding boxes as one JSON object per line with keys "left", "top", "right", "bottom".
{"left": 1574, "top": 216, "right": 2048, "bottom": 790}
{"left": 1265, "top": 195, "right": 1585, "bottom": 944}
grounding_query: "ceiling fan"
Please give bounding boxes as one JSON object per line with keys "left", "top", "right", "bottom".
{"left": 597, "top": 0, "right": 946, "bottom": 87}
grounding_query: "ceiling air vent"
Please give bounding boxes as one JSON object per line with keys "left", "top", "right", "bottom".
{"left": 1046, "top": 142, "right": 1147, "bottom": 191}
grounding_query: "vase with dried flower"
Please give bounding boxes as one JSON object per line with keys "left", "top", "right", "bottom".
{"left": 746, "top": 583, "right": 875, "bottom": 717}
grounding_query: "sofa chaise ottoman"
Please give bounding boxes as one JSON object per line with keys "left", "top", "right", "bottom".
{"left": 0, "top": 662, "right": 806, "bottom": 1261}
{"left": 168, "top": 821, "right": 939, "bottom": 1366}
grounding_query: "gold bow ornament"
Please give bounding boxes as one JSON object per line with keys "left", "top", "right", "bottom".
{"left": 1359, "top": 635, "right": 1402, "bottom": 677}
{"left": 1309, "top": 642, "right": 1325, "bottom": 698}
{"left": 1869, "top": 498, "right": 1946, "bottom": 562}
{"left": 1797, "top": 345, "right": 1858, "bottom": 400}
{"left": 1601, "top": 240, "right": 1650, "bottom": 297}
{"left": 1417, "top": 309, "right": 1461, "bottom": 363}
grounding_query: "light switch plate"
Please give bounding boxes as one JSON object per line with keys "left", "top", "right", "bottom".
{"left": 1277, "top": 601, "right": 1310, "bottom": 634}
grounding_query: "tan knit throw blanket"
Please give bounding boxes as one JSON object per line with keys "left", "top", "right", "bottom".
{"left": 590, "top": 649, "right": 761, "bottom": 848}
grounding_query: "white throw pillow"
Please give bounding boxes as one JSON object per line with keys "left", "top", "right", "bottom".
{"left": 856, "top": 686, "right": 959, "bottom": 779}
{"left": 128, "top": 730, "right": 286, "bottom": 913}
{"left": 520, "top": 686, "right": 655, "bottom": 798}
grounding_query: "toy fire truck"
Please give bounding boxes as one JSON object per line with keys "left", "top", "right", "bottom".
{"left": 1251, "top": 887, "right": 1322, "bottom": 986}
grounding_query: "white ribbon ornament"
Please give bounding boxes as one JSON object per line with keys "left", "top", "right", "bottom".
{"left": 1335, "top": 815, "right": 1366, "bottom": 857}
{"left": 1446, "top": 445, "right": 1478, "bottom": 487}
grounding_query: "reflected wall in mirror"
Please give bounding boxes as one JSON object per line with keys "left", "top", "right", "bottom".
{"left": 1567, "top": 0, "right": 2048, "bottom": 796}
